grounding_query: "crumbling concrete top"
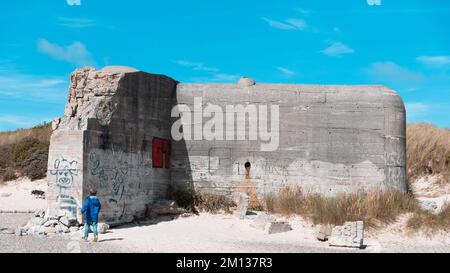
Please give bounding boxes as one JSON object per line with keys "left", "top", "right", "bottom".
{"left": 100, "top": 66, "right": 140, "bottom": 74}
{"left": 93, "top": 67, "right": 400, "bottom": 99}
{"left": 237, "top": 77, "right": 256, "bottom": 87}
{"left": 56, "top": 66, "right": 405, "bottom": 133}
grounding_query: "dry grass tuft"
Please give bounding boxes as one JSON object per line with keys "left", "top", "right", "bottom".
{"left": 407, "top": 123, "right": 450, "bottom": 183}
{"left": 407, "top": 204, "right": 450, "bottom": 232}
{"left": 0, "top": 122, "right": 52, "bottom": 146}
{"left": 168, "top": 186, "right": 236, "bottom": 214}
{"left": 265, "top": 186, "right": 418, "bottom": 227}
{"left": 194, "top": 192, "right": 236, "bottom": 214}
{"left": 265, "top": 186, "right": 450, "bottom": 233}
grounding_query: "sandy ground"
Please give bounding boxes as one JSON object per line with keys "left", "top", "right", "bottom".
{"left": 97, "top": 213, "right": 367, "bottom": 253}
{"left": 2, "top": 211, "right": 450, "bottom": 253}
{"left": 366, "top": 213, "right": 450, "bottom": 253}
{"left": 1, "top": 176, "right": 450, "bottom": 253}
{"left": 0, "top": 213, "right": 118, "bottom": 253}
{"left": 411, "top": 175, "right": 450, "bottom": 211}
{"left": 0, "top": 178, "right": 47, "bottom": 211}
{"left": 90, "top": 212, "right": 450, "bottom": 253}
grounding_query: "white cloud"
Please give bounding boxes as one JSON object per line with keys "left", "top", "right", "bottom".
{"left": 417, "top": 56, "right": 450, "bottom": 67}
{"left": 405, "top": 102, "right": 430, "bottom": 118}
{"left": 189, "top": 73, "right": 240, "bottom": 83}
{"left": 66, "top": 0, "right": 81, "bottom": 6}
{"left": 0, "top": 115, "right": 52, "bottom": 131}
{"left": 367, "top": 0, "right": 382, "bottom": 6}
{"left": 276, "top": 67, "right": 296, "bottom": 77}
{"left": 209, "top": 73, "right": 240, "bottom": 82}
{"left": 364, "top": 61, "right": 424, "bottom": 83}
{"left": 0, "top": 59, "right": 17, "bottom": 73}
{"left": 175, "top": 60, "right": 239, "bottom": 82}
{"left": 285, "top": 19, "right": 307, "bottom": 30}
{"left": 404, "top": 102, "right": 450, "bottom": 126}
{"left": 321, "top": 42, "right": 354, "bottom": 57}
{"left": 174, "top": 60, "right": 219, "bottom": 73}
{"left": 262, "top": 17, "right": 307, "bottom": 31}
{"left": 56, "top": 17, "right": 96, "bottom": 28}
{"left": 296, "top": 9, "right": 312, "bottom": 15}
{"left": 37, "top": 39, "right": 96, "bottom": 67}
{"left": 0, "top": 72, "right": 67, "bottom": 103}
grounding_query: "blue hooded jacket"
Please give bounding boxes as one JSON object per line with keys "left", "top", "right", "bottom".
{"left": 81, "top": 195, "right": 101, "bottom": 223}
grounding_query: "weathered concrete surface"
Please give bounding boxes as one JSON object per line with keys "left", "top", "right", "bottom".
{"left": 329, "top": 221, "right": 364, "bottom": 248}
{"left": 234, "top": 193, "right": 249, "bottom": 219}
{"left": 46, "top": 130, "right": 84, "bottom": 222}
{"left": 418, "top": 200, "right": 438, "bottom": 213}
{"left": 249, "top": 214, "right": 292, "bottom": 234}
{"left": 250, "top": 214, "right": 276, "bottom": 231}
{"left": 316, "top": 224, "right": 333, "bottom": 241}
{"left": 48, "top": 67, "right": 179, "bottom": 225}
{"left": 47, "top": 68, "right": 407, "bottom": 226}
{"left": 267, "top": 221, "right": 293, "bottom": 234}
{"left": 172, "top": 82, "right": 406, "bottom": 198}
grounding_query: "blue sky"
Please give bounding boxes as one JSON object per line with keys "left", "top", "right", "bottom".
{"left": 0, "top": 0, "right": 449, "bottom": 131}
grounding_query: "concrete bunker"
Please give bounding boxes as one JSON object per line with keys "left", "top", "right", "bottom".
{"left": 46, "top": 66, "right": 407, "bottom": 225}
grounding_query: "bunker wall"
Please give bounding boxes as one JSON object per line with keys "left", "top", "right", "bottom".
{"left": 48, "top": 68, "right": 178, "bottom": 224}
{"left": 47, "top": 68, "right": 407, "bottom": 226}
{"left": 171, "top": 83, "right": 407, "bottom": 198}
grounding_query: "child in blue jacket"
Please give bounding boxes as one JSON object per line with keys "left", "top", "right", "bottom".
{"left": 81, "top": 188, "right": 102, "bottom": 242}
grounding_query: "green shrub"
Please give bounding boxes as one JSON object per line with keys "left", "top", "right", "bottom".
{"left": 0, "top": 145, "right": 13, "bottom": 170}
{"left": 168, "top": 186, "right": 236, "bottom": 214}
{"left": 194, "top": 192, "right": 236, "bottom": 214}
{"left": 1, "top": 167, "right": 17, "bottom": 182}
{"left": 13, "top": 137, "right": 49, "bottom": 180}
{"left": 0, "top": 136, "right": 49, "bottom": 181}
{"left": 22, "top": 147, "right": 49, "bottom": 180}
{"left": 168, "top": 186, "right": 197, "bottom": 213}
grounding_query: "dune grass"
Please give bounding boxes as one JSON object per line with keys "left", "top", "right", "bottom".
{"left": 0, "top": 122, "right": 52, "bottom": 146}
{"left": 265, "top": 185, "right": 450, "bottom": 233}
{"left": 407, "top": 204, "right": 450, "bottom": 232}
{"left": 407, "top": 123, "right": 450, "bottom": 183}
{"left": 265, "top": 186, "right": 419, "bottom": 228}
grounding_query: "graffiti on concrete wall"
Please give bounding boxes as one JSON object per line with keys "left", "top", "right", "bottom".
{"left": 50, "top": 157, "right": 79, "bottom": 219}
{"left": 51, "top": 158, "right": 78, "bottom": 188}
{"left": 88, "top": 150, "right": 152, "bottom": 221}
{"left": 56, "top": 194, "right": 78, "bottom": 219}
{"left": 89, "top": 152, "right": 127, "bottom": 220}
